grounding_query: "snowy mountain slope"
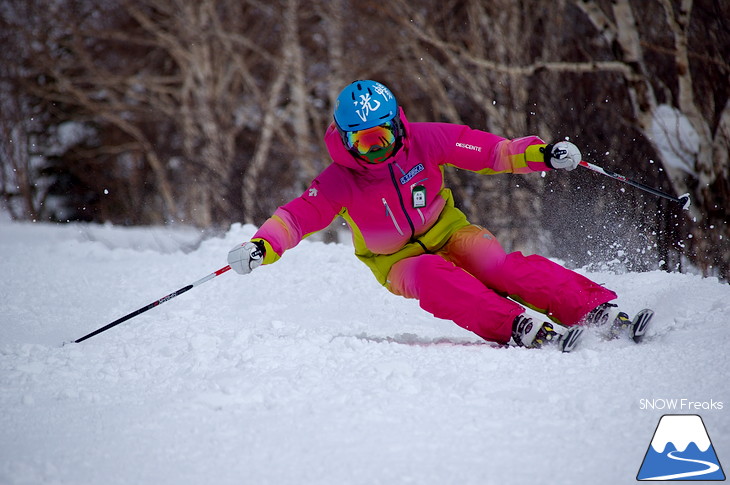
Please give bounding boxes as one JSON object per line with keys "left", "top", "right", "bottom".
{"left": 1, "top": 219, "right": 728, "bottom": 485}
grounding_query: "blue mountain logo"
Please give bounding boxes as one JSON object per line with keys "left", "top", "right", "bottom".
{"left": 637, "top": 414, "right": 725, "bottom": 481}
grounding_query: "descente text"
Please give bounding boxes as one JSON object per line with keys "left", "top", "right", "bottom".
{"left": 455, "top": 142, "right": 482, "bottom": 152}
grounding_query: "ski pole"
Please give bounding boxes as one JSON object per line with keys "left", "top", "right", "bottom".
{"left": 579, "top": 160, "right": 691, "bottom": 210}
{"left": 73, "top": 265, "right": 232, "bottom": 343}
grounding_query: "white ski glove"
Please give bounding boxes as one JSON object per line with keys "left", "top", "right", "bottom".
{"left": 227, "top": 241, "right": 265, "bottom": 274}
{"left": 544, "top": 141, "right": 581, "bottom": 171}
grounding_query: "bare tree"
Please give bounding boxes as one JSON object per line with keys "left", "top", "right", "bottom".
{"left": 370, "top": 0, "right": 729, "bottom": 278}
{"left": 2, "top": 0, "right": 727, "bottom": 279}
{"left": 5, "top": 0, "right": 297, "bottom": 226}
{"left": 573, "top": 0, "right": 730, "bottom": 276}
{"left": 375, "top": 0, "right": 555, "bottom": 254}
{"left": 0, "top": 91, "right": 41, "bottom": 220}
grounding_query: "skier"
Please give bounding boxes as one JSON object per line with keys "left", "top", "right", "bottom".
{"left": 228, "top": 80, "right": 646, "bottom": 350}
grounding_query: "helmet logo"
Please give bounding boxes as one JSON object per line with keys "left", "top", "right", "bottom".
{"left": 354, "top": 93, "right": 381, "bottom": 122}
{"left": 354, "top": 83, "right": 393, "bottom": 122}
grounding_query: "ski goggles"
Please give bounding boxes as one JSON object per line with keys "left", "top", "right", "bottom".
{"left": 344, "top": 121, "right": 397, "bottom": 156}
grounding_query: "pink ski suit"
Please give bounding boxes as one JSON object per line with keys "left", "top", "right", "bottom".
{"left": 252, "top": 108, "right": 616, "bottom": 343}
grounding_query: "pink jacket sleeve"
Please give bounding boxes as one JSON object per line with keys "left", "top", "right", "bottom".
{"left": 252, "top": 173, "right": 342, "bottom": 264}
{"left": 411, "top": 122, "right": 550, "bottom": 174}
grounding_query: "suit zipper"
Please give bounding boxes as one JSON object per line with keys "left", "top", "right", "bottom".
{"left": 388, "top": 163, "right": 416, "bottom": 240}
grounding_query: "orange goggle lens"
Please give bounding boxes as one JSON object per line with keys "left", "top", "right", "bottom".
{"left": 345, "top": 122, "right": 397, "bottom": 155}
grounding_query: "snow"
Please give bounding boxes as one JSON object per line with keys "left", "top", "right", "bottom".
{"left": 649, "top": 104, "right": 700, "bottom": 176}
{"left": 49, "top": 122, "right": 97, "bottom": 156}
{"left": 1, "top": 219, "right": 728, "bottom": 485}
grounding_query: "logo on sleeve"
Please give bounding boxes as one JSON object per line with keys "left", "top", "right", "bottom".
{"left": 455, "top": 142, "right": 482, "bottom": 152}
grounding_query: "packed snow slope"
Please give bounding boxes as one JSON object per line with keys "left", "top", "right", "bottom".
{"left": 1, "top": 217, "right": 728, "bottom": 485}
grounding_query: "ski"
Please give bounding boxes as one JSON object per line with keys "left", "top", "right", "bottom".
{"left": 552, "top": 307, "right": 653, "bottom": 351}
{"left": 630, "top": 309, "right": 654, "bottom": 343}
{"left": 601, "top": 307, "right": 655, "bottom": 343}
{"left": 544, "top": 323, "right": 585, "bottom": 353}
{"left": 558, "top": 326, "right": 585, "bottom": 352}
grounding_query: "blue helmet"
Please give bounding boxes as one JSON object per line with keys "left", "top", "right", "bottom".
{"left": 334, "top": 80, "right": 398, "bottom": 131}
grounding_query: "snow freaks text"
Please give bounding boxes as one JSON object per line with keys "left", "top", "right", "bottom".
{"left": 639, "top": 399, "right": 724, "bottom": 411}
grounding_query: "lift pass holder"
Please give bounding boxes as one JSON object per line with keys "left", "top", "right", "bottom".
{"left": 412, "top": 185, "right": 426, "bottom": 208}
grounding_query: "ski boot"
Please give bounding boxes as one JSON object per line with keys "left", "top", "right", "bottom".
{"left": 510, "top": 314, "right": 584, "bottom": 352}
{"left": 583, "top": 303, "right": 654, "bottom": 343}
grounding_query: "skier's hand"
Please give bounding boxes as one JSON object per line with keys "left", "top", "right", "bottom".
{"left": 227, "top": 241, "right": 266, "bottom": 274}
{"left": 543, "top": 141, "right": 581, "bottom": 171}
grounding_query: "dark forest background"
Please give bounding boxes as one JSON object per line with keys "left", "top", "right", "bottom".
{"left": 1, "top": 0, "right": 728, "bottom": 280}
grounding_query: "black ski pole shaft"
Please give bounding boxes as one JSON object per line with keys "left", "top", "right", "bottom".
{"left": 579, "top": 161, "right": 691, "bottom": 210}
{"left": 74, "top": 265, "right": 232, "bottom": 343}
